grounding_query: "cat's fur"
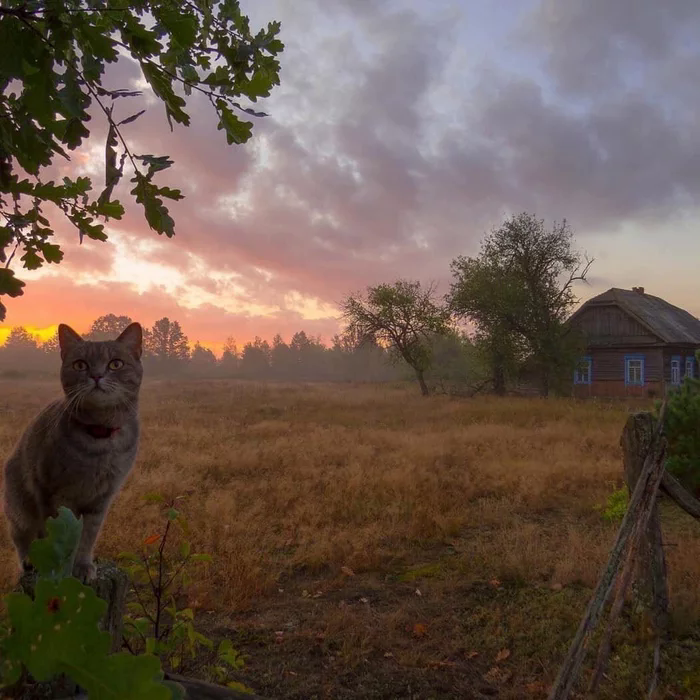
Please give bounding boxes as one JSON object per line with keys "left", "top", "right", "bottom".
{"left": 2, "top": 322, "right": 143, "bottom": 582}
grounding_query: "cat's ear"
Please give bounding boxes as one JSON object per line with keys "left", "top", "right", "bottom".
{"left": 58, "top": 324, "right": 84, "bottom": 358}
{"left": 116, "top": 322, "right": 143, "bottom": 359}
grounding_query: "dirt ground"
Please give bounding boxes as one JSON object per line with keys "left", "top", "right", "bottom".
{"left": 1, "top": 379, "right": 700, "bottom": 698}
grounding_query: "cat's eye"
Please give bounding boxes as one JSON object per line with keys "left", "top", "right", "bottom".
{"left": 73, "top": 360, "right": 88, "bottom": 371}
{"left": 108, "top": 359, "right": 124, "bottom": 370}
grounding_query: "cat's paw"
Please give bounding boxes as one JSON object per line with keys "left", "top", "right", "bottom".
{"left": 72, "top": 560, "right": 97, "bottom": 583}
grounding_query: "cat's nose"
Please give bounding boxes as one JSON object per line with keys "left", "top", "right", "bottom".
{"left": 90, "top": 374, "right": 103, "bottom": 385}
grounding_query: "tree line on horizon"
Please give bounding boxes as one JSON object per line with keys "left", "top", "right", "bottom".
{"left": 0, "top": 314, "right": 404, "bottom": 383}
{"left": 0, "top": 213, "right": 592, "bottom": 395}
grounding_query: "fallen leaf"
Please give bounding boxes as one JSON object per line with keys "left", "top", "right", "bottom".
{"left": 489, "top": 578, "right": 501, "bottom": 588}
{"left": 144, "top": 534, "right": 161, "bottom": 545}
{"left": 301, "top": 589, "right": 309, "bottom": 598}
{"left": 550, "top": 582, "right": 563, "bottom": 591}
{"left": 495, "top": 648, "right": 511, "bottom": 663}
{"left": 360, "top": 596, "right": 369, "bottom": 604}
{"left": 415, "top": 588, "right": 422, "bottom": 597}
{"left": 341, "top": 566, "right": 355, "bottom": 577}
{"left": 412, "top": 623, "right": 428, "bottom": 638}
{"left": 384, "top": 651, "right": 394, "bottom": 658}
{"left": 427, "top": 660, "right": 456, "bottom": 669}
{"left": 465, "top": 650, "right": 479, "bottom": 660}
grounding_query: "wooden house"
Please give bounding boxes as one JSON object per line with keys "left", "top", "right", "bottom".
{"left": 568, "top": 287, "right": 700, "bottom": 398}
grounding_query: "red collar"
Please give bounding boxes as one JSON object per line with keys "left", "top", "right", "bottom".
{"left": 82, "top": 424, "right": 120, "bottom": 439}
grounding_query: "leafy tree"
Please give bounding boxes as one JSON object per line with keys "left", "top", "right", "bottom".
{"left": 269, "top": 333, "right": 292, "bottom": 379}
{"left": 424, "top": 330, "right": 490, "bottom": 396}
{"left": 0, "top": 0, "right": 284, "bottom": 321}
{"left": 146, "top": 317, "right": 189, "bottom": 365}
{"left": 42, "top": 329, "right": 60, "bottom": 355}
{"left": 341, "top": 280, "right": 451, "bottom": 396}
{"left": 86, "top": 313, "right": 134, "bottom": 341}
{"left": 189, "top": 340, "right": 217, "bottom": 373}
{"left": 1, "top": 325, "right": 39, "bottom": 351}
{"left": 0, "top": 325, "right": 47, "bottom": 372}
{"left": 448, "top": 255, "right": 526, "bottom": 395}
{"left": 238, "top": 336, "right": 270, "bottom": 378}
{"left": 220, "top": 336, "right": 239, "bottom": 374}
{"left": 662, "top": 353, "right": 700, "bottom": 495}
{"left": 449, "top": 212, "right": 591, "bottom": 397}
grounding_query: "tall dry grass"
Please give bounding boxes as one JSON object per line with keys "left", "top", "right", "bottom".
{"left": 1, "top": 379, "right": 699, "bottom": 696}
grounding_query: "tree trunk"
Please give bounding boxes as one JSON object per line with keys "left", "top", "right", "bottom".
{"left": 540, "top": 365, "right": 550, "bottom": 398}
{"left": 416, "top": 369, "right": 429, "bottom": 396}
{"left": 492, "top": 353, "right": 506, "bottom": 396}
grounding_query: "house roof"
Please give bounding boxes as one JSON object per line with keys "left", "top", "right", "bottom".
{"left": 570, "top": 288, "right": 700, "bottom": 345}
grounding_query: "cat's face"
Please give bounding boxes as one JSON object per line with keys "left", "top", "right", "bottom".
{"left": 58, "top": 323, "right": 143, "bottom": 409}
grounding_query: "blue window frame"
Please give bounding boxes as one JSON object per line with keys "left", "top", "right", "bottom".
{"left": 671, "top": 356, "right": 681, "bottom": 385}
{"left": 686, "top": 356, "right": 696, "bottom": 379}
{"left": 574, "top": 356, "right": 592, "bottom": 385}
{"left": 625, "top": 354, "right": 645, "bottom": 386}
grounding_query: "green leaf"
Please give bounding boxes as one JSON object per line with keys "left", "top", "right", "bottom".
{"left": 136, "top": 154, "right": 175, "bottom": 176}
{"left": 131, "top": 175, "right": 176, "bottom": 237}
{"left": 0, "top": 226, "right": 14, "bottom": 249}
{"left": 39, "top": 243, "right": 63, "bottom": 265}
{"left": 167, "top": 507, "right": 179, "bottom": 521}
{"left": 28, "top": 507, "right": 83, "bottom": 579}
{"left": 141, "top": 63, "right": 190, "bottom": 128}
{"left": 93, "top": 199, "right": 126, "bottom": 220}
{"left": 0, "top": 269, "right": 26, "bottom": 298}
{"left": 216, "top": 103, "right": 253, "bottom": 145}
{"left": 164, "top": 680, "right": 187, "bottom": 700}
{"left": 158, "top": 186, "right": 185, "bottom": 201}
{"left": 20, "top": 249, "right": 43, "bottom": 270}
{"left": 158, "top": 8, "right": 198, "bottom": 47}
{"left": 118, "top": 110, "right": 146, "bottom": 126}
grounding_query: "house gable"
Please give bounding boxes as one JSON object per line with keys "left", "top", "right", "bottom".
{"left": 570, "top": 303, "right": 662, "bottom": 348}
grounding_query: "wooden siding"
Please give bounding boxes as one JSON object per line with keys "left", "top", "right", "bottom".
{"left": 571, "top": 305, "right": 659, "bottom": 346}
{"left": 591, "top": 347, "right": 663, "bottom": 382}
{"left": 572, "top": 347, "right": 665, "bottom": 398}
{"left": 663, "top": 346, "right": 700, "bottom": 382}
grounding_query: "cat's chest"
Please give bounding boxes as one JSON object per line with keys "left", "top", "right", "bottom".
{"left": 44, "top": 437, "right": 137, "bottom": 509}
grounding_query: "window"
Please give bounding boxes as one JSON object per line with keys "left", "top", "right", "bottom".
{"left": 574, "top": 356, "right": 592, "bottom": 385}
{"left": 625, "top": 355, "right": 645, "bottom": 386}
{"left": 686, "top": 356, "right": 695, "bottom": 379}
{"left": 671, "top": 357, "right": 681, "bottom": 385}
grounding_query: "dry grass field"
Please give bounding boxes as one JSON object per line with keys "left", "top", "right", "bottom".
{"left": 1, "top": 379, "right": 700, "bottom": 698}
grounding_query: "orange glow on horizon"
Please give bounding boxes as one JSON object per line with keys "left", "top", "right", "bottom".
{"left": 0, "top": 324, "right": 58, "bottom": 345}
{"left": 0, "top": 324, "right": 240, "bottom": 358}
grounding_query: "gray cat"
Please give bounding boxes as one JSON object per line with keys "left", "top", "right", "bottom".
{"left": 2, "top": 322, "right": 143, "bottom": 582}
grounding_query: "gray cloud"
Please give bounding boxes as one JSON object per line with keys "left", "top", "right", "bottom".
{"left": 33, "top": 0, "right": 700, "bottom": 329}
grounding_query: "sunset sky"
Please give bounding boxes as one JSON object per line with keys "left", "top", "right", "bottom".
{"left": 2, "top": 0, "right": 700, "bottom": 355}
